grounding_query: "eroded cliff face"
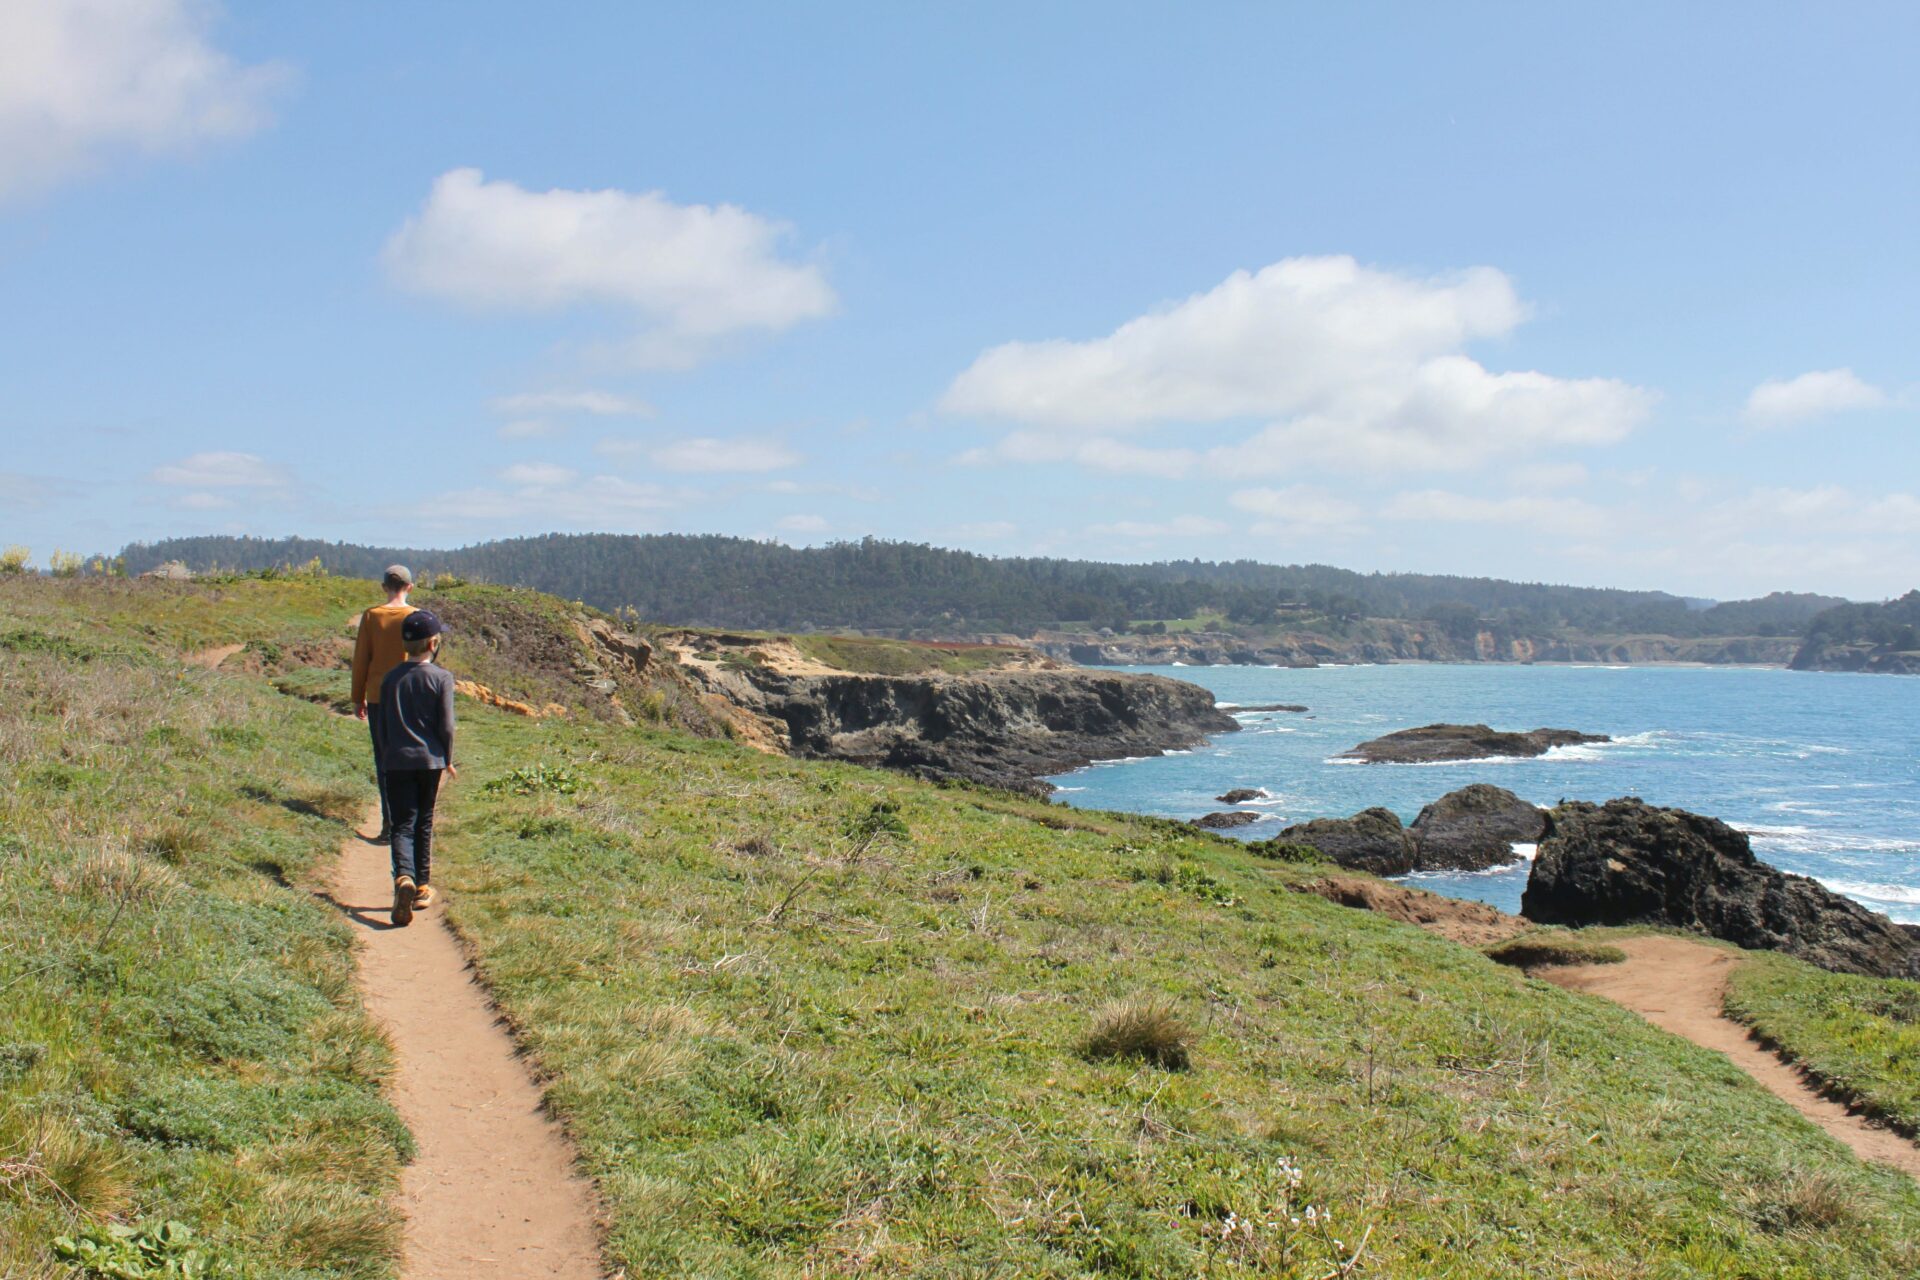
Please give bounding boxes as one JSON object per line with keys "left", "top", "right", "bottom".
{"left": 676, "top": 661, "right": 1237, "bottom": 793}
{"left": 1027, "top": 625, "right": 1798, "bottom": 668}
{"left": 1789, "top": 642, "right": 1920, "bottom": 675}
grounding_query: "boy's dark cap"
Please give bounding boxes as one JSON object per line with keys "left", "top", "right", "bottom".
{"left": 401, "top": 610, "right": 446, "bottom": 642}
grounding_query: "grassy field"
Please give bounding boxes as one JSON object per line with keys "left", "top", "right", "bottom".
{"left": 436, "top": 716, "right": 1920, "bottom": 1275}
{"left": 0, "top": 585, "right": 401, "bottom": 1278}
{"left": 790, "top": 634, "right": 1028, "bottom": 676}
{"left": 8, "top": 573, "right": 1920, "bottom": 1279}
{"left": 1724, "top": 953, "right": 1920, "bottom": 1136}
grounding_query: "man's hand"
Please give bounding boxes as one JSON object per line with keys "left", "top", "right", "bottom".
{"left": 355, "top": 701, "right": 367, "bottom": 721}
{"left": 445, "top": 765, "right": 459, "bottom": 783}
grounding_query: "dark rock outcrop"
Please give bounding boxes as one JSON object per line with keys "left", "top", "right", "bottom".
{"left": 1409, "top": 785, "right": 1546, "bottom": 871}
{"left": 1521, "top": 798, "right": 1920, "bottom": 979}
{"left": 1272, "top": 808, "right": 1417, "bottom": 876}
{"left": 1216, "top": 788, "right": 1267, "bottom": 804}
{"left": 690, "top": 667, "right": 1236, "bottom": 795}
{"left": 1235, "top": 704, "right": 1308, "bottom": 713}
{"left": 1341, "top": 723, "right": 1608, "bottom": 764}
{"left": 1193, "top": 810, "right": 1262, "bottom": 830}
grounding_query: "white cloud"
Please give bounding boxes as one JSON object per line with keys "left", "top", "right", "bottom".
{"left": 1742, "top": 368, "right": 1888, "bottom": 427}
{"left": 646, "top": 437, "right": 800, "bottom": 473}
{"left": 491, "top": 390, "right": 655, "bottom": 417}
{"left": 1383, "top": 488, "right": 1609, "bottom": 535}
{"left": 1088, "top": 515, "right": 1230, "bottom": 539}
{"left": 1228, "top": 486, "right": 1366, "bottom": 531}
{"left": 496, "top": 418, "right": 563, "bottom": 440}
{"left": 499, "top": 461, "right": 578, "bottom": 487}
{"left": 149, "top": 450, "right": 281, "bottom": 487}
{"left": 1508, "top": 461, "right": 1589, "bottom": 491}
{"left": 776, "top": 513, "right": 829, "bottom": 533}
{"left": 942, "top": 255, "right": 1651, "bottom": 474}
{"left": 384, "top": 168, "right": 835, "bottom": 368}
{"left": 173, "top": 491, "right": 230, "bottom": 510}
{"left": 433, "top": 473, "right": 684, "bottom": 523}
{"left": 960, "top": 432, "right": 1196, "bottom": 477}
{"left": 0, "top": 0, "right": 287, "bottom": 200}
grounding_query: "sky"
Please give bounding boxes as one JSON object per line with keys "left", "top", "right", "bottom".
{"left": 1, "top": 1, "right": 1915, "bottom": 601}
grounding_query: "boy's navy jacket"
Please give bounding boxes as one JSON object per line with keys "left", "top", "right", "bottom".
{"left": 377, "top": 661, "right": 456, "bottom": 770}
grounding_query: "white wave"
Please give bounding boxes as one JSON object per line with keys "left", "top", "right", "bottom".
{"left": 1090, "top": 755, "right": 1155, "bottom": 767}
{"left": 1541, "top": 744, "right": 1607, "bottom": 762}
{"left": 1738, "top": 822, "right": 1815, "bottom": 837}
{"left": 1511, "top": 842, "right": 1539, "bottom": 862}
{"left": 1765, "top": 800, "right": 1841, "bottom": 818}
{"left": 1821, "top": 879, "right": 1920, "bottom": 906}
{"left": 1215, "top": 701, "right": 1240, "bottom": 709}
{"left": 1052, "top": 786, "right": 1087, "bottom": 793}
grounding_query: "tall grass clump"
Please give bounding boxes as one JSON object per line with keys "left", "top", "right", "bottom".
{"left": 1082, "top": 998, "right": 1196, "bottom": 1070}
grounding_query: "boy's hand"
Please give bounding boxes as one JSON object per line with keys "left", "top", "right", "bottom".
{"left": 355, "top": 701, "right": 367, "bottom": 721}
{"left": 445, "top": 765, "right": 459, "bottom": 783}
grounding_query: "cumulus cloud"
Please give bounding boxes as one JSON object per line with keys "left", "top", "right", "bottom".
{"left": 1742, "top": 368, "right": 1888, "bottom": 427}
{"left": 958, "top": 432, "right": 1196, "bottom": 476}
{"left": 496, "top": 418, "right": 564, "bottom": 440}
{"left": 491, "top": 390, "right": 655, "bottom": 417}
{"left": 385, "top": 169, "right": 835, "bottom": 368}
{"left": 0, "top": 0, "right": 287, "bottom": 200}
{"left": 149, "top": 450, "right": 282, "bottom": 487}
{"left": 942, "top": 255, "right": 1651, "bottom": 473}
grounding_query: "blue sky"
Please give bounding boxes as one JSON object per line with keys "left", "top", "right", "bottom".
{"left": 1, "top": 1, "right": 1914, "bottom": 599}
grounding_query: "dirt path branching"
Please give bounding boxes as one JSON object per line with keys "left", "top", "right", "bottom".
{"left": 1543, "top": 935, "right": 1920, "bottom": 1179}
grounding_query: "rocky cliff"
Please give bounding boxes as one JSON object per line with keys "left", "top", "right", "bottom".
{"left": 664, "top": 633, "right": 1237, "bottom": 792}
{"left": 1521, "top": 798, "right": 1920, "bottom": 979}
{"left": 1788, "top": 643, "right": 1920, "bottom": 675}
{"left": 1028, "top": 625, "right": 1798, "bottom": 668}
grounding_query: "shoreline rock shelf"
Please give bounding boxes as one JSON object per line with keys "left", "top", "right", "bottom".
{"left": 1340, "top": 723, "right": 1608, "bottom": 764}
{"left": 1262, "top": 785, "right": 1546, "bottom": 875}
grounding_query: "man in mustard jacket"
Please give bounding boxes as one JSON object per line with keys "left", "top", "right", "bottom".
{"left": 351, "top": 565, "right": 418, "bottom": 840}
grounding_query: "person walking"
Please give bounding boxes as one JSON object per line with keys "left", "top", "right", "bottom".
{"left": 377, "top": 609, "right": 457, "bottom": 926}
{"left": 351, "top": 565, "right": 417, "bottom": 841}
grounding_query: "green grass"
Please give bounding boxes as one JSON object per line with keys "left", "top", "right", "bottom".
{"left": 0, "top": 633, "right": 404, "bottom": 1276}
{"left": 10, "top": 574, "right": 1920, "bottom": 1279}
{"left": 433, "top": 707, "right": 1920, "bottom": 1277}
{"left": 1724, "top": 952, "right": 1920, "bottom": 1136}
{"left": 790, "top": 633, "right": 1027, "bottom": 676}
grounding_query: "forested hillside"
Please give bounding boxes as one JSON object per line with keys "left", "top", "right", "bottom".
{"left": 1791, "top": 590, "right": 1920, "bottom": 673}
{"left": 118, "top": 533, "right": 1844, "bottom": 638}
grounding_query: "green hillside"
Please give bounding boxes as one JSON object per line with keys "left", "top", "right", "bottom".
{"left": 113, "top": 533, "right": 1846, "bottom": 639}
{"left": 4, "top": 574, "right": 1918, "bottom": 1278}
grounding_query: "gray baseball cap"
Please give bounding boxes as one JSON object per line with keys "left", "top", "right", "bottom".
{"left": 383, "top": 564, "right": 414, "bottom": 588}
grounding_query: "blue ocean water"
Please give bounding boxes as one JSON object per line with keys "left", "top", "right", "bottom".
{"left": 1047, "top": 664, "right": 1920, "bottom": 923}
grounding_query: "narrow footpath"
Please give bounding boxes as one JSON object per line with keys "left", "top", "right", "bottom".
{"left": 331, "top": 809, "right": 605, "bottom": 1278}
{"left": 1544, "top": 934, "right": 1920, "bottom": 1179}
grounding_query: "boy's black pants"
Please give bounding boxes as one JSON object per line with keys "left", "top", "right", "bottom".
{"left": 386, "top": 768, "right": 442, "bottom": 884}
{"left": 367, "top": 709, "right": 392, "bottom": 831}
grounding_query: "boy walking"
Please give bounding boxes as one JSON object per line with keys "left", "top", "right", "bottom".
{"left": 377, "top": 610, "right": 457, "bottom": 927}
{"left": 352, "top": 566, "right": 418, "bottom": 841}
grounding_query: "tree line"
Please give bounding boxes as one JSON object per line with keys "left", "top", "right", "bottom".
{"left": 116, "top": 532, "right": 1849, "bottom": 639}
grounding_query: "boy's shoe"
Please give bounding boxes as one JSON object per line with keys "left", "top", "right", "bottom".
{"left": 392, "top": 876, "right": 415, "bottom": 927}
{"left": 412, "top": 884, "right": 435, "bottom": 909}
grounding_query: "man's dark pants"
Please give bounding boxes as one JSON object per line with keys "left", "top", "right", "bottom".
{"left": 386, "top": 768, "right": 442, "bottom": 885}
{"left": 367, "top": 708, "right": 392, "bottom": 833}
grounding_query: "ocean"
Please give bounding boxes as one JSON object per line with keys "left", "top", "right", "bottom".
{"left": 1046, "top": 663, "right": 1920, "bottom": 924}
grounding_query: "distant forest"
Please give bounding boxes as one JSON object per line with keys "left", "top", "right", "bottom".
{"left": 1800, "top": 590, "right": 1920, "bottom": 652}
{"left": 118, "top": 533, "right": 1848, "bottom": 638}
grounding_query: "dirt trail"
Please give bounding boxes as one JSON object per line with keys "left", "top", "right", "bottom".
{"left": 183, "top": 642, "right": 245, "bottom": 669}
{"left": 1543, "top": 934, "right": 1920, "bottom": 1178}
{"left": 331, "top": 809, "right": 605, "bottom": 1278}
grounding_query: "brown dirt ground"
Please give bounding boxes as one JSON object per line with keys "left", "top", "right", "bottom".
{"left": 330, "top": 807, "right": 606, "bottom": 1277}
{"left": 1543, "top": 934, "right": 1920, "bottom": 1178}
{"left": 1294, "top": 875, "right": 1532, "bottom": 947}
